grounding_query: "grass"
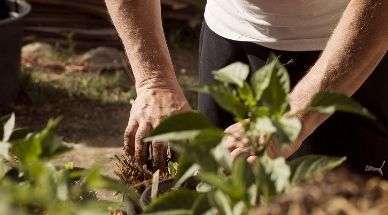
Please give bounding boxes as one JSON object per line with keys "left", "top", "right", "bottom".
{"left": 21, "top": 67, "right": 136, "bottom": 105}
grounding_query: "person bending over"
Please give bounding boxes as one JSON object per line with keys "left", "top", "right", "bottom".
{"left": 104, "top": 0, "right": 387, "bottom": 177}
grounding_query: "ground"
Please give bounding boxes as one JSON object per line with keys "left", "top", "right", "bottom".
{"left": 4, "top": 42, "right": 198, "bottom": 182}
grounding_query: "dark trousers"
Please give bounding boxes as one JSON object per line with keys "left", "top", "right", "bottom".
{"left": 198, "top": 22, "right": 388, "bottom": 178}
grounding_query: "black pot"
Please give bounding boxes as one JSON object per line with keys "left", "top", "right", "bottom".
{"left": 0, "top": 0, "right": 31, "bottom": 106}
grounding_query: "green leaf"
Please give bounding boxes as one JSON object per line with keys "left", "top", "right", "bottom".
{"left": 192, "top": 194, "right": 212, "bottom": 215}
{"left": 237, "top": 83, "right": 256, "bottom": 108}
{"left": 251, "top": 117, "right": 277, "bottom": 136}
{"left": 144, "top": 189, "right": 200, "bottom": 213}
{"left": 211, "top": 138, "right": 233, "bottom": 170}
{"left": 211, "top": 190, "right": 233, "bottom": 215}
{"left": 274, "top": 116, "right": 302, "bottom": 144}
{"left": 151, "top": 170, "right": 160, "bottom": 200}
{"left": 2, "top": 113, "right": 15, "bottom": 143}
{"left": 260, "top": 156, "right": 290, "bottom": 193}
{"left": 194, "top": 85, "right": 247, "bottom": 119}
{"left": 199, "top": 173, "right": 241, "bottom": 200}
{"left": 289, "top": 155, "right": 346, "bottom": 184}
{"left": 231, "top": 158, "right": 255, "bottom": 201}
{"left": 260, "top": 57, "right": 290, "bottom": 115}
{"left": 11, "top": 118, "right": 72, "bottom": 163}
{"left": 309, "top": 92, "right": 375, "bottom": 119}
{"left": 252, "top": 161, "right": 276, "bottom": 202}
{"left": 250, "top": 61, "right": 274, "bottom": 101}
{"left": 150, "top": 112, "right": 215, "bottom": 136}
{"left": 145, "top": 130, "right": 203, "bottom": 143}
{"left": 232, "top": 201, "right": 247, "bottom": 215}
{"left": 174, "top": 164, "right": 199, "bottom": 189}
{"left": 213, "top": 62, "right": 249, "bottom": 87}
{"left": 0, "top": 142, "right": 11, "bottom": 160}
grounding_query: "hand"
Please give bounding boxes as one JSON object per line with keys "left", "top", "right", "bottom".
{"left": 224, "top": 122, "right": 257, "bottom": 163}
{"left": 224, "top": 122, "right": 301, "bottom": 162}
{"left": 124, "top": 84, "right": 191, "bottom": 170}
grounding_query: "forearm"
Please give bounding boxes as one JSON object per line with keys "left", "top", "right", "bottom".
{"left": 105, "top": 0, "right": 178, "bottom": 89}
{"left": 290, "top": 0, "right": 387, "bottom": 142}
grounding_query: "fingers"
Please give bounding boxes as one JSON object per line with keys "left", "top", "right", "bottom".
{"left": 134, "top": 123, "right": 152, "bottom": 165}
{"left": 225, "top": 134, "right": 249, "bottom": 152}
{"left": 230, "top": 147, "right": 254, "bottom": 161}
{"left": 152, "top": 141, "right": 167, "bottom": 171}
{"left": 123, "top": 120, "right": 138, "bottom": 157}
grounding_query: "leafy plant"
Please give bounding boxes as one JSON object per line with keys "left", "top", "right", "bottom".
{"left": 143, "top": 56, "right": 373, "bottom": 214}
{"left": 0, "top": 114, "right": 139, "bottom": 215}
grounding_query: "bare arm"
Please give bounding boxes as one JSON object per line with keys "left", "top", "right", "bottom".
{"left": 105, "top": 0, "right": 177, "bottom": 88}
{"left": 288, "top": 0, "right": 387, "bottom": 155}
{"left": 105, "top": 0, "right": 191, "bottom": 168}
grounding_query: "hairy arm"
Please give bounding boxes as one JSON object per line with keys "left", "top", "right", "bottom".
{"left": 287, "top": 0, "right": 387, "bottom": 156}
{"left": 105, "top": 0, "right": 190, "bottom": 168}
{"left": 105, "top": 0, "right": 177, "bottom": 88}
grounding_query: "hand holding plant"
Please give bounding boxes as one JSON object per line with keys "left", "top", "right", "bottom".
{"left": 141, "top": 55, "right": 374, "bottom": 215}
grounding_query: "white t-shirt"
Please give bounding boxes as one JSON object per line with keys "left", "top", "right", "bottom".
{"left": 204, "top": 0, "right": 350, "bottom": 51}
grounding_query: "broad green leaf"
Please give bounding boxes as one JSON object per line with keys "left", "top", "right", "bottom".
{"left": 194, "top": 85, "right": 247, "bottom": 119}
{"left": 309, "top": 92, "right": 375, "bottom": 119}
{"left": 213, "top": 62, "right": 249, "bottom": 87}
{"left": 199, "top": 173, "right": 241, "bottom": 200}
{"left": 144, "top": 189, "right": 200, "bottom": 213}
{"left": 289, "top": 155, "right": 346, "bottom": 184}
{"left": 150, "top": 112, "right": 215, "bottom": 136}
{"left": 260, "top": 57, "right": 290, "bottom": 115}
{"left": 251, "top": 117, "right": 277, "bottom": 136}
{"left": 2, "top": 113, "right": 15, "bottom": 143}
{"left": 0, "top": 142, "right": 11, "bottom": 160}
{"left": 188, "top": 129, "right": 224, "bottom": 171}
{"left": 237, "top": 83, "right": 256, "bottom": 108}
{"left": 211, "top": 190, "right": 233, "bottom": 215}
{"left": 260, "top": 156, "right": 290, "bottom": 193}
{"left": 231, "top": 158, "right": 255, "bottom": 199}
{"left": 232, "top": 201, "right": 247, "bottom": 215}
{"left": 250, "top": 61, "right": 274, "bottom": 101}
{"left": 145, "top": 130, "right": 203, "bottom": 143}
{"left": 174, "top": 164, "right": 199, "bottom": 189}
{"left": 211, "top": 138, "right": 233, "bottom": 170}
{"left": 274, "top": 116, "right": 302, "bottom": 144}
{"left": 192, "top": 194, "right": 212, "bottom": 215}
{"left": 252, "top": 161, "right": 276, "bottom": 202}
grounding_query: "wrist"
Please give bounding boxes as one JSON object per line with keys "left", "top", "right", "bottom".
{"left": 135, "top": 75, "right": 180, "bottom": 92}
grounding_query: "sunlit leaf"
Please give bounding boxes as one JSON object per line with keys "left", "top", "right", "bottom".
{"left": 193, "top": 85, "right": 247, "bottom": 119}
{"left": 289, "top": 155, "right": 346, "bottom": 184}
{"left": 174, "top": 164, "right": 199, "bottom": 189}
{"left": 211, "top": 190, "right": 233, "bottom": 215}
{"left": 250, "top": 61, "right": 274, "bottom": 101}
{"left": 2, "top": 113, "right": 15, "bottom": 143}
{"left": 213, "top": 62, "right": 249, "bottom": 87}
{"left": 151, "top": 170, "right": 160, "bottom": 199}
{"left": 309, "top": 92, "right": 375, "bottom": 119}
{"left": 251, "top": 117, "right": 277, "bottom": 136}
{"left": 274, "top": 116, "right": 302, "bottom": 144}
{"left": 260, "top": 57, "right": 290, "bottom": 115}
{"left": 260, "top": 156, "right": 290, "bottom": 193}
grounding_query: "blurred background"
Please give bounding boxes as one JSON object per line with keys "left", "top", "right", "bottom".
{"left": 0, "top": 0, "right": 204, "bottom": 177}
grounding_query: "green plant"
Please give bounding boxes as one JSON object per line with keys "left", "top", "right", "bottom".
{"left": 142, "top": 56, "right": 373, "bottom": 214}
{"left": 0, "top": 114, "right": 139, "bottom": 215}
